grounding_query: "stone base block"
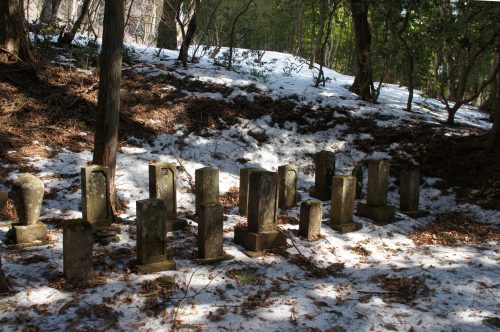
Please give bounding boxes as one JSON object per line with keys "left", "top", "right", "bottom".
{"left": 356, "top": 203, "right": 396, "bottom": 225}
{"left": 401, "top": 209, "right": 430, "bottom": 219}
{"left": 195, "top": 254, "right": 234, "bottom": 265}
{"left": 166, "top": 218, "right": 187, "bottom": 232}
{"left": 136, "top": 259, "right": 176, "bottom": 274}
{"left": 13, "top": 222, "right": 47, "bottom": 244}
{"left": 234, "top": 228, "right": 287, "bottom": 252}
{"left": 330, "top": 221, "right": 362, "bottom": 233}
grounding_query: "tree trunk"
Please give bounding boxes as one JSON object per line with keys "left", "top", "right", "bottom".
{"left": 0, "top": 0, "right": 34, "bottom": 64}
{"left": 50, "top": 0, "right": 62, "bottom": 23}
{"left": 157, "top": 0, "right": 180, "bottom": 50}
{"left": 350, "top": 0, "right": 373, "bottom": 101}
{"left": 178, "top": 1, "right": 197, "bottom": 67}
{"left": 227, "top": 0, "right": 252, "bottom": 70}
{"left": 92, "top": 0, "right": 125, "bottom": 215}
{"left": 40, "top": 0, "right": 52, "bottom": 22}
{"left": 58, "top": 0, "right": 92, "bottom": 45}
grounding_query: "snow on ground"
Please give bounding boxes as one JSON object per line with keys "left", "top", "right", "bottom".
{"left": 0, "top": 39, "right": 499, "bottom": 331}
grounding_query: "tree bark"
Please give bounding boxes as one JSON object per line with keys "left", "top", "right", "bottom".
{"left": 92, "top": 0, "right": 125, "bottom": 215}
{"left": 227, "top": 0, "right": 252, "bottom": 70}
{"left": 157, "top": 0, "right": 181, "bottom": 50}
{"left": 0, "top": 0, "right": 34, "bottom": 64}
{"left": 350, "top": 0, "right": 373, "bottom": 101}
{"left": 178, "top": 0, "right": 197, "bottom": 67}
{"left": 58, "top": 0, "right": 93, "bottom": 45}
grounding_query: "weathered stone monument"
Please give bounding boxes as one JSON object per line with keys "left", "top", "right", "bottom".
{"left": 234, "top": 171, "right": 286, "bottom": 254}
{"left": 352, "top": 164, "right": 364, "bottom": 199}
{"left": 311, "top": 150, "right": 336, "bottom": 201}
{"left": 0, "top": 191, "right": 7, "bottom": 217}
{"left": 197, "top": 202, "right": 231, "bottom": 263}
{"left": 81, "top": 165, "right": 112, "bottom": 231}
{"left": 0, "top": 256, "right": 9, "bottom": 293}
{"left": 298, "top": 200, "right": 322, "bottom": 240}
{"left": 278, "top": 164, "right": 298, "bottom": 209}
{"left": 195, "top": 167, "right": 219, "bottom": 216}
{"left": 149, "top": 162, "right": 186, "bottom": 232}
{"left": 356, "top": 160, "right": 395, "bottom": 224}
{"left": 10, "top": 174, "right": 47, "bottom": 244}
{"left": 400, "top": 168, "right": 429, "bottom": 218}
{"left": 330, "top": 176, "right": 362, "bottom": 233}
{"left": 136, "top": 199, "right": 176, "bottom": 273}
{"left": 63, "top": 220, "right": 93, "bottom": 283}
{"left": 239, "top": 168, "right": 263, "bottom": 216}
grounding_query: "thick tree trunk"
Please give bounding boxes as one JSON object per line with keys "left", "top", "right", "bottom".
{"left": 58, "top": 0, "right": 92, "bottom": 45}
{"left": 157, "top": 0, "right": 180, "bottom": 50}
{"left": 92, "top": 0, "right": 125, "bottom": 215}
{"left": 178, "top": 5, "right": 197, "bottom": 67}
{"left": 350, "top": 0, "right": 373, "bottom": 101}
{"left": 40, "top": 0, "right": 52, "bottom": 22}
{"left": 0, "top": 0, "right": 33, "bottom": 63}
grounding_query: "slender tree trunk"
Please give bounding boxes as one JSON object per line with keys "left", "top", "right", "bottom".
{"left": 486, "top": 40, "right": 500, "bottom": 152}
{"left": 350, "top": 0, "right": 373, "bottom": 101}
{"left": 227, "top": 0, "right": 252, "bottom": 70}
{"left": 0, "top": 0, "right": 34, "bottom": 64}
{"left": 58, "top": 0, "right": 92, "bottom": 44}
{"left": 40, "top": 0, "right": 52, "bottom": 22}
{"left": 157, "top": 0, "right": 180, "bottom": 50}
{"left": 178, "top": 3, "right": 197, "bottom": 67}
{"left": 92, "top": 0, "right": 125, "bottom": 214}
{"left": 309, "top": 0, "right": 316, "bottom": 69}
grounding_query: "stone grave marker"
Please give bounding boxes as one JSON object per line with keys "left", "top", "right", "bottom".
{"left": 352, "top": 164, "right": 364, "bottom": 199}
{"left": 149, "top": 162, "right": 186, "bottom": 232}
{"left": 10, "top": 174, "right": 47, "bottom": 244}
{"left": 298, "top": 200, "right": 322, "bottom": 240}
{"left": 81, "top": 165, "right": 112, "bottom": 231}
{"left": 234, "top": 171, "right": 286, "bottom": 255}
{"left": 239, "top": 168, "right": 264, "bottom": 216}
{"left": 63, "top": 220, "right": 93, "bottom": 283}
{"left": 197, "top": 202, "right": 232, "bottom": 263}
{"left": 278, "top": 164, "right": 298, "bottom": 209}
{"left": 311, "top": 150, "right": 336, "bottom": 201}
{"left": 0, "top": 256, "right": 8, "bottom": 293}
{"left": 330, "top": 176, "right": 362, "bottom": 233}
{"left": 356, "top": 160, "right": 395, "bottom": 224}
{"left": 400, "top": 168, "right": 429, "bottom": 218}
{"left": 136, "top": 198, "right": 176, "bottom": 273}
{"left": 0, "top": 191, "right": 7, "bottom": 217}
{"left": 195, "top": 167, "right": 219, "bottom": 216}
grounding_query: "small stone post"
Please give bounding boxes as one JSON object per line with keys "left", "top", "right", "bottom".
{"left": 234, "top": 171, "right": 286, "bottom": 254}
{"left": 330, "top": 176, "right": 362, "bottom": 233}
{"left": 10, "top": 174, "right": 47, "bottom": 244}
{"left": 311, "top": 150, "right": 336, "bottom": 201}
{"left": 352, "top": 164, "right": 364, "bottom": 199}
{"left": 298, "top": 200, "right": 322, "bottom": 240}
{"left": 136, "top": 199, "right": 176, "bottom": 273}
{"left": 63, "top": 220, "right": 93, "bottom": 283}
{"left": 198, "top": 202, "right": 229, "bottom": 262}
{"left": 0, "top": 256, "right": 9, "bottom": 293}
{"left": 195, "top": 167, "right": 219, "bottom": 216}
{"left": 239, "top": 168, "right": 263, "bottom": 216}
{"left": 400, "top": 168, "right": 429, "bottom": 218}
{"left": 356, "top": 160, "right": 395, "bottom": 224}
{"left": 0, "top": 191, "right": 8, "bottom": 217}
{"left": 149, "top": 162, "right": 186, "bottom": 232}
{"left": 278, "top": 165, "right": 298, "bottom": 209}
{"left": 81, "top": 165, "right": 112, "bottom": 231}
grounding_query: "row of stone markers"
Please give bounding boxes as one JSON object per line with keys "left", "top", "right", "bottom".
{"left": 0, "top": 152, "right": 427, "bottom": 285}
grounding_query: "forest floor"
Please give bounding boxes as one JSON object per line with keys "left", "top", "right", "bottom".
{"left": 0, "top": 39, "right": 499, "bottom": 331}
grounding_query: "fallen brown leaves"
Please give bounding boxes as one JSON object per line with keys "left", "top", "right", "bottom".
{"left": 410, "top": 213, "right": 500, "bottom": 246}
{"left": 288, "top": 254, "right": 344, "bottom": 278}
{"left": 370, "top": 274, "right": 432, "bottom": 304}
{"left": 219, "top": 186, "right": 239, "bottom": 211}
